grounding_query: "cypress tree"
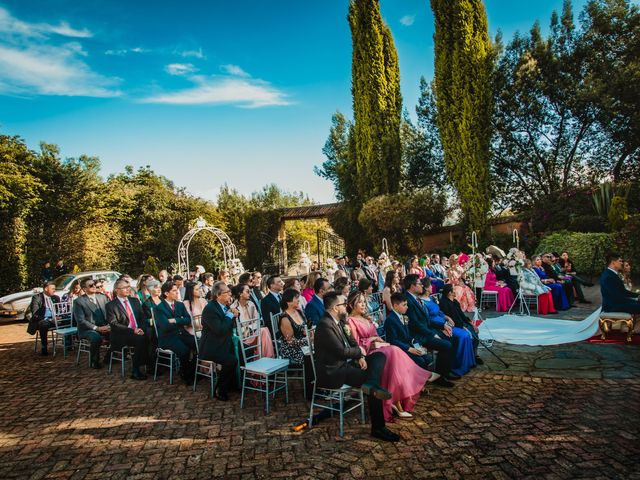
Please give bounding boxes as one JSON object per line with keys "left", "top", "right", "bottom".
{"left": 348, "top": 0, "right": 402, "bottom": 201}
{"left": 431, "top": 0, "right": 492, "bottom": 233}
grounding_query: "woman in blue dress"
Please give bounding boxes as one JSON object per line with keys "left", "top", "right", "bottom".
{"left": 420, "top": 279, "right": 476, "bottom": 376}
{"left": 421, "top": 256, "right": 445, "bottom": 294}
{"left": 532, "top": 255, "right": 569, "bottom": 310}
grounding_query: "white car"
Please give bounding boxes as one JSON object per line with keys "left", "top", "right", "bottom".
{"left": 0, "top": 270, "right": 121, "bottom": 321}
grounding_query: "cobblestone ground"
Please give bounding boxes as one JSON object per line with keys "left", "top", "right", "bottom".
{"left": 1, "top": 289, "right": 639, "bottom": 480}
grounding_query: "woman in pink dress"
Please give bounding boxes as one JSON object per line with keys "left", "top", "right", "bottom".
{"left": 301, "top": 271, "right": 321, "bottom": 303}
{"left": 408, "top": 256, "right": 425, "bottom": 279}
{"left": 448, "top": 254, "right": 476, "bottom": 312}
{"left": 483, "top": 258, "right": 516, "bottom": 312}
{"left": 346, "top": 291, "right": 432, "bottom": 421}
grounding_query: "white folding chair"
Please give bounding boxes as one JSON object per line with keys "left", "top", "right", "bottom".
{"left": 191, "top": 314, "right": 218, "bottom": 398}
{"left": 236, "top": 317, "right": 289, "bottom": 414}
{"left": 305, "top": 324, "right": 365, "bottom": 437}
{"left": 51, "top": 301, "right": 77, "bottom": 357}
{"left": 151, "top": 310, "right": 179, "bottom": 384}
{"left": 479, "top": 290, "right": 498, "bottom": 311}
{"left": 271, "top": 312, "right": 308, "bottom": 400}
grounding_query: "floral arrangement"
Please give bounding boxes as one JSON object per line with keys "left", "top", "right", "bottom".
{"left": 506, "top": 248, "right": 526, "bottom": 277}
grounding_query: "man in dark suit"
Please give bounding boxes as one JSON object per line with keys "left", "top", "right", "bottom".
{"left": 260, "top": 275, "right": 283, "bottom": 334}
{"left": 384, "top": 292, "right": 433, "bottom": 370}
{"left": 304, "top": 277, "right": 330, "bottom": 326}
{"left": 403, "top": 274, "right": 456, "bottom": 387}
{"left": 313, "top": 291, "right": 398, "bottom": 442}
{"left": 74, "top": 278, "right": 110, "bottom": 368}
{"left": 601, "top": 252, "right": 640, "bottom": 313}
{"left": 105, "top": 278, "right": 149, "bottom": 380}
{"left": 27, "top": 281, "right": 60, "bottom": 355}
{"left": 154, "top": 281, "right": 197, "bottom": 383}
{"left": 199, "top": 281, "right": 239, "bottom": 401}
{"left": 542, "top": 254, "right": 575, "bottom": 306}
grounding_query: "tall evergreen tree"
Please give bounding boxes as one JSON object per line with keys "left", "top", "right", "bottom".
{"left": 431, "top": 0, "right": 492, "bottom": 232}
{"left": 348, "top": 0, "right": 402, "bottom": 201}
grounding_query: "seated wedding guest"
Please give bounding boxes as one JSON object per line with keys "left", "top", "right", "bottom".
{"left": 447, "top": 254, "right": 476, "bottom": 312}
{"left": 231, "top": 283, "right": 274, "bottom": 358}
{"left": 158, "top": 270, "right": 169, "bottom": 284}
{"left": 542, "top": 253, "right": 575, "bottom": 306}
{"left": 284, "top": 277, "right": 307, "bottom": 309}
{"left": 173, "top": 274, "right": 185, "bottom": 300}
{"left": 382, "top": 270, "right": 401, "bottom": 313}
{"left": 384, "top": 293, "right": 435, "bottom": 371}
{"left": 26, "top": 281, "right": 60, "bottom": 355}
{"left": 422, "top": 255, "right": 445, "bottom": 294}
{"left": 200, "top": 273, "right": 215, "bottom": 299}
{"left": 408, "top": 256, "right": 425, "bottom": 279}
{"left": 74, "top": 278, "right": 110, "bottom": 369}
{"left": 483, "top": 258, "right": 515, "bottom": 312}
{"left": 301, "top": 271, "right": 321, "bottom": 302}
{"left": 558, "top": 251, "right": 592, "bottom": 303}
{"left": 350, "top": 261, "right": 366, "bottom": 283}
{"left": 275, "top": 288, "right": 312, "bottom": 398}
{"left": 106, "top": 279, "right": 149, "bottom": 380}
{"left": 357, "top": 278, "right": 380, "bottom": 315}
{"left": 249, "top": 271, "right": 264, "bottom": 314}
{"left": 260, "top": 275, "right": 284, "bottom": 334}
{"left": 362, "top": 256, "right": 379, "bottom": 291}
{"left": 142, "top": 279, "right": 163, "bottom": 321}
{"left": 62, "top": 280, "right": 84, "bottom": 304}
{"left": 199, "top": 282, "right": 239, "bottom": 401}
{"left": 403, "top": 274, "right": 456, "bottom": 387}
{"left": 430, "top": 254, "right": 447, "bottom": 280}
{"left": 435, "top": 283, "right": 481, "bottom": 372}
{"left": 347, "top": 291, "right": 433, "bottom": 420}
{"left": 154, "top": 281, "right": 196, "bottom": 383}
{"left": 466, "top": 253, "right": 489, "bottom": 299}
{"left": 532, "top": 255, "right": 569, "bottom": 310}
{"left": 218, "top": 269, "right": 231, "bottom": 285}
{"left": 313, "top": 291, "right": 398, "bottom": 441}
{"left": 492, "top": 255, "right": 519, "bottom": 295}
{"left": 183, "top": 281, "right": 207, "bottom": 334}
{"left": 136, "top": 274, "right": 154, "bottom": 303}
{"left": 520, "top": 259, "right": 557, "bottom": 315}
{"left": 94, "top": 279, "right": 112, "bottom": 300}
{"left": 334, "top": 276, "right": 351, "bottom": 304}
{"left": 305, "top": 277, "right": 330, "bottom": 326}
{"left": 600, "top": 252, "right": 640, "bottom": 314}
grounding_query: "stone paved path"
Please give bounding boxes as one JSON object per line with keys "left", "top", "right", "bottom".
{"left": 1, "top": 286, "right": 639, "bottom": 479}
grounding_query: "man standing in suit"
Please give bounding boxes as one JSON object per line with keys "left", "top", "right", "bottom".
{"left": 260, "top": 275, "right": 283, "bottom": 334}
{"left": 27, "top": 281, "right": 60, "bottom": 355}
{"left": 384, "top": 293, "right": 433, "bottom": 370}
{"left": 313, "top": 291, "right": 398, "bottom": 442}
{"left": 403, "top": 274, "right": 456, "bottom": 387}
{"left": 199, "top": 281, "right": 239, "bottom": 401}
{"left": 154, "top": 281, "right": 197, "bottom": 383}
{"left": 74, "top": 278, "right": 110, "bottom": 368}
{"left": 304, "top": 277, "right": 330, "bottom": 326}
{"left": 106, "top": 278, "right": 149, "bottom": 380}
{"left": 601, "top": 252, "right": 640, "bottom": 314}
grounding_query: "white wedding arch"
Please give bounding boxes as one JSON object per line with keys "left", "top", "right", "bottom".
{"left": 177, "top": 217, "right": 241, "bottom": 277}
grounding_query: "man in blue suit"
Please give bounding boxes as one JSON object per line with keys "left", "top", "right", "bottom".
{"left": 601, "top": 252, "right": 640, "bottom": 314}
{"left": 304, "top": 277, "right": 330, "bottom": 326}
{"left": 384, "top": 292, "right": 433, "bottom": 371}
{"left": 403, "top": 274, "right": 456, "bottom": 387}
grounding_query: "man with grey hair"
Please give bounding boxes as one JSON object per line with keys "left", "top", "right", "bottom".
{"left": 199, "top": 281, "right": 239, "bottom": 401}
{"left": 106, "top": 278, "right": 149, "bottom": 380}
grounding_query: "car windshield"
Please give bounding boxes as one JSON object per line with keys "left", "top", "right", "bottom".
{"left": 53, "top": 275, "right": 75, "bottom": 290}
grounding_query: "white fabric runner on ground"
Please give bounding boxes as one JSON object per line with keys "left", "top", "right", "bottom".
{"left": 478, "top": 308, "right": 601, "bottom": 346}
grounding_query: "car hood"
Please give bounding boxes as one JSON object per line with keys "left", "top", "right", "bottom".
{"left": 0, "top": 289, "right": 42, "bottom": 303}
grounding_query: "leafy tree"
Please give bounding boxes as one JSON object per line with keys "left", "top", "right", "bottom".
{"left": 431, "top": 0, "right": 493, "bottom": 233}
{"left": 348, "top": 0, "right": 402, "bottom": 199}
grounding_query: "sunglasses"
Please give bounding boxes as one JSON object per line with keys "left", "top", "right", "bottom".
{"left": 85, "top": 283, "right": 96, "bottom": 288}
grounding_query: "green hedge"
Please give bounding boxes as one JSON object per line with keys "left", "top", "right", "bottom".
{"left": 536, "top": 231, "right": 613, "bottom": 276}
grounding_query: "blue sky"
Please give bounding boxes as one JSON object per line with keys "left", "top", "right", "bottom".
{"left": 1, "top": 0, "right": 590, "bottom": 203}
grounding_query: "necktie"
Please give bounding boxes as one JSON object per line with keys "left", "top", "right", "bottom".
{"left": 123, "top": 299, "right": 137, "bottom": 329}
{"left": 89, "top": 297, "right": 96, "bottom": 305}
{"left": 171, "top": 303, "right": 175, "bottom": 313}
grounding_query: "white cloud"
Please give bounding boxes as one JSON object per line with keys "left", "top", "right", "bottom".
{"left": 400, "top": 15, "right": 415, "bottom": 26}
{"left": 140, "top": 75, "right": 290, "bottom": 108}
{"left": 104, "top": 47, "right": 149, "bottom": 56}
{"left": 0, "top": 6, "right": 119, "bottom": 97}
{"left": 165, "top": 63, "right": 197, "bottom": 76}
{"left": 0, "top": 7, "right": 92, "bottom": 38}
{"left": 220, "top": 64, "right": 250, "bottom": 77}
{"left": 179, "top": 48, "right": 205, "bottom": 59}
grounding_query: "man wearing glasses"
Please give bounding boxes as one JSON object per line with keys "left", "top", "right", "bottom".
{"left": 74, "top": 279, "right": 110, "bottom": 368}
{"left": 199, "top": 281, "right": 240, "bottom": 401}
{"left": 601, "top": 252, "right": 640, "bottom": 314}
{"left": 105, "top": 279, "right": 150, "bottom": 380}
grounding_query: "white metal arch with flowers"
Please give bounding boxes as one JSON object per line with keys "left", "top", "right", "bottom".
{"left": 177, "top": 217, "right": 239, "bottom": 277}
